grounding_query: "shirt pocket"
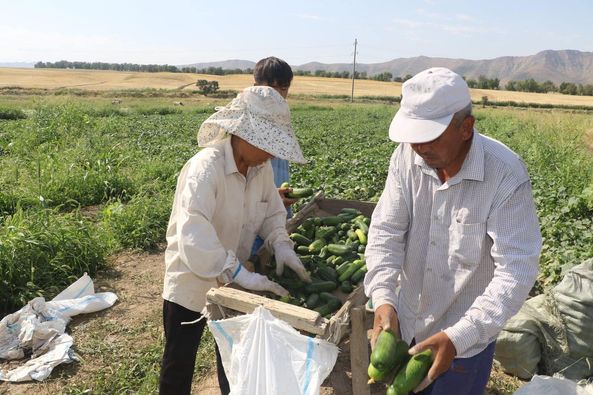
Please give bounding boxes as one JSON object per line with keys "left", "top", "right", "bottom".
{"left": 448, "top": 221, "right": 486, "bottom": 270}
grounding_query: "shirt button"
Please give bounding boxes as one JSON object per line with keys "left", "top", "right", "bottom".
{"left": 430, "top": 240, "right": 436, "bottom": 246}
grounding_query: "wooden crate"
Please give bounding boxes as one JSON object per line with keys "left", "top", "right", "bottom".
{"left": 206, "top": 192, "right": 377, "bottom": 394}
{"left": 206, "top": 192, "right": 375, "bottom": 343}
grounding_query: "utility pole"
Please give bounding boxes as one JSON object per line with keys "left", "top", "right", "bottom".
{"left": 351, "top": 38, "right": 357, "bottom": 102}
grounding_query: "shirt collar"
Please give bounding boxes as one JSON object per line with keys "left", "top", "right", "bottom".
{"left": 413, "top": 129, "right": 484, "bottom": 183}
{"left": 223, "top": 137, "right": 238, "bottom": 176}
{"left": 456, "top": 130, "right": 484, "bottom": 182}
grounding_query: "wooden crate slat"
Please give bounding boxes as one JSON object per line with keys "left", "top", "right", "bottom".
{"left": 206, "top": 287, "right": 327, "bottom": 335}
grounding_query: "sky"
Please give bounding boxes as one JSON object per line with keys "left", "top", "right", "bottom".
{"left": 2, "top": 0, "right": 593, "bottom": 66}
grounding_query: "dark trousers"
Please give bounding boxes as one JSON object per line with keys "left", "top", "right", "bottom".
{"left": 415, "top": 340, "right": 496, "bottom": 395}
{"left": 159, "top": 300, "right": 230, "bottom": 395}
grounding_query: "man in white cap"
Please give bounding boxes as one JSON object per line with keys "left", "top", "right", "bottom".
{"left": 364, "top": 67, "right": 542, "bottom": 394}
{"left": 159, "top": 86, "right": 310, "bottom": 395}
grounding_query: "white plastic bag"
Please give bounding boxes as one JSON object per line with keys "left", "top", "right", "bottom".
{"left": 513, "top": 375, "right": 593, "bottom": 395}
{"left": 0, "top": 273, "right": 117, "bottom": 382}
{"left": 208, "top": 305, "right": 339, "bottom": 395}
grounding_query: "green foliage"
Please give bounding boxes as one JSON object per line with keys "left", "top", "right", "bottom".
{"left": 476, "top": 110, "right": 593, "bottom": 287}
{"left": 0, "top": 207, "right": 107, "bottom": 314}
{"left": 100, "top": 192, "right": 172, "bottom": 251}
{"left": 0, "top": 106, "right": 27, "bottom": 120}
{"left": 1, "top": 97, "right": 592, "bottom": 316}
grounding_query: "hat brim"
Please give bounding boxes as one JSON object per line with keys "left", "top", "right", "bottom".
{"left": 199, "top": 110, "right": 307, "bottom": 164}
{"left": 388, "top": 109, "right": 454, "bottom": 144}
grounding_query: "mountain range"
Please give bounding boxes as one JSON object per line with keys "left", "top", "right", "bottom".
{"left": 184, "top": 50, "right": 593, "bottom": 85}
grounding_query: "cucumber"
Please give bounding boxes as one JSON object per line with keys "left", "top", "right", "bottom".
{"left": 308, "top": 238, "right": 326, "bottom": 254}
{"left": 314, "top": 297, "right": 342, "bottom": 317}
{"left": 336, "top": 260, "right": 352, "bottom": 276}
{"left": 290, "top": 233, "right": 312, "bottom": 246}
{"left": 341, "top": 207, "right": 362, "bottom": 215}
{"left": 355, "top": 219, "right": 369, "bottom": 234}
{"left": 355, "top": 229, "right": 367, "bottom": 245}
{"left": 388, "top": 349, "right": 433, "bottom": 395}
{"left": 332, "top": 256, "right": 344, "bottom": 267}
{"left": 305, "top": 280, "right": 338, "bottom": 294}
{"left": 315, "top": 226, "right": 337, "bottom": 240}
{"left": 370, "top": 330, "right": 409, "bottom": 371}
{"left": 319, "top": 291, "right": 340, "bottom": 302}
{"left": 305, "top": 293, "right": 320, "bottom": 309}
{"left": 316, "top": 264, "right": 338, "bottom": 282}
{"left": 340, "top": 280, "right": 353, "bottom": 293}
{"left": 358, "top": 244, "right": 366, "bottom": 253}
{"left": 338, "top": 259, "right": 364, "bottom": 282}
{"left": 286, "top": 187, "right": 314, "bottom": 199}
{"left": 367, "top": 362, "right": 390, "bottom": 384}
{"left": 339, "top": 223, "right": 351, "bottom": 231}
{"left": 350, "top": 264, "right": 367, "bottom": 284}
{"left": 318, "top": 245, "right": 330, "bottom": 259}
{"left": 327, "top": 243, "right": 351, "bottom": 256}
{"left": 298, "top": 255, "right": 313, "bottom": 264}
{"left": 277, "top": 277, "right": 304, "bottom": 290}
{"left": 302, "top": 217, "right": 315, "bottom": 230}
{"left": 347, "top": 229, "right": 358, "bottom": 241}
{"left": 337, "top": 212, "right": 357, "bottom": 222}
{"left": 320, "top": 216, "right": 344, "bottom": 226}
{"left": 296, "top": 245, "right": 310, "bottom": 255}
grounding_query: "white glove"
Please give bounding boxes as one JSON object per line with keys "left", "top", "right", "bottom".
{"left": 233, "top": 263, "right": 289, "bottom": 297}
{"left": 274, "top": 241, "right": 311, "bottom": 282}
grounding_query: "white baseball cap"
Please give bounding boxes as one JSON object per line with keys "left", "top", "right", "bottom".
{"left": 389, "top": 67, "right": 471, "bottom": 143}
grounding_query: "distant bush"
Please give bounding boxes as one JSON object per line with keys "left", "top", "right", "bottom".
{"left": 0, "top": 107, "right": 27, "bottom": 120}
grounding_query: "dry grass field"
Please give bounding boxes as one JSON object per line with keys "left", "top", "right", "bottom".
{"left": 2, "top": 67, "right": 593, "bottom": 106}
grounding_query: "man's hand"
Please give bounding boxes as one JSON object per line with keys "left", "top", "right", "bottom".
{"left": 408, "top": 331, "right": 457, "bottom": 393}
{"left": 278, "top": 186, "right": 297, "bottom": 208}
{"left": 371, "top": 303, "right": 400, "bottom": 349}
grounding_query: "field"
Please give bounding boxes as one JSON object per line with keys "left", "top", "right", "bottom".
{"left": 0, "top": 77, "right": 593, "bottom": 394}
{"left": 4, "top": 67, "right": 593, "bottom": 106}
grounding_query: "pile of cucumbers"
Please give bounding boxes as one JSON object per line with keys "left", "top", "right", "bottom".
{"left": 369, "top": 330, "right": 433, "bottom": 395}
{"left": 268, "top": 207, "right": 371, "bottom": 318}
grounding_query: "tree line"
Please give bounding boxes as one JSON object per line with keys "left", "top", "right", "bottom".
{"left": 34, "top": 61, "right": 593, "bottom": 96}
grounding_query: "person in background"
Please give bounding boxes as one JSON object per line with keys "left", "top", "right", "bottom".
{"left": 251, "top": 56, "right": 298, "bottom": 257}
{"left": 364, "top": 67, "right": 542, "bottom": 395}
{"left": 159, "top": 86, "right": 310, "bottom": 395}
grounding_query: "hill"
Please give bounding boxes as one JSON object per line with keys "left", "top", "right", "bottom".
{"left": 192, "top": 50, "right": 593, "bottom": 85}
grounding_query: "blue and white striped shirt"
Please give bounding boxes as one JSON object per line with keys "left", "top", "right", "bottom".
{"left": 364, "top": 131, "right": 542, "bottom": 358}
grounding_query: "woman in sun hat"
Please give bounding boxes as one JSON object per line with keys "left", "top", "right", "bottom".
{"left": 159, "top": 85, "right": 310, "bottom": 395}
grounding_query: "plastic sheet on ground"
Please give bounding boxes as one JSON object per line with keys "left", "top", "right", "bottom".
{"left": 208, "top": 305, "right": 339, "bottom": 395}
{"left": 0, "top": 273, "right": 118, "bottom": 382}
{"left": 513, "top": 375, "right": 593, "bottom": 395}
{"left": 495, "top": 259, "right": 593, "bottom": 380}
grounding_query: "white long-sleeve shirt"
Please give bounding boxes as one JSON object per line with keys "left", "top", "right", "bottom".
{"left": 163, "top": 138, "right": 290, "bottom": 312}
{"left": 364, "top": 131, "right": 542, "bottom": 358}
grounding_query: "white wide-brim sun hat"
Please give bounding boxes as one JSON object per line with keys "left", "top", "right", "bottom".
{"left": 389, "top": 67, "right": 471, "bottom": 144}
{"left": 198, "top": 86, "right": 306, "bottom": 164}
